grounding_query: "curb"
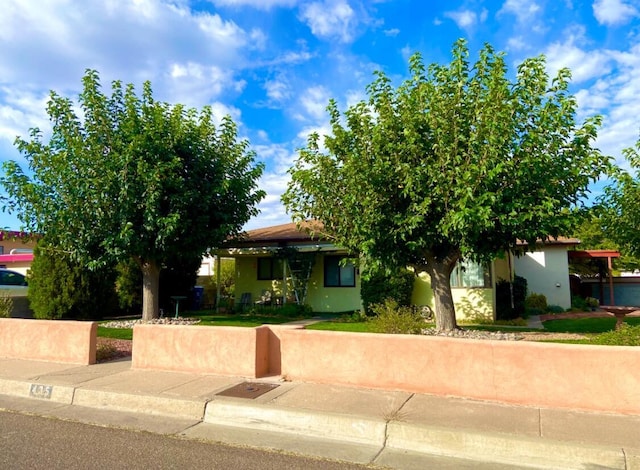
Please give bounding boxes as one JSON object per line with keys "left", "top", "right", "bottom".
{"left": 386, "top": 422, "right": 628, "bottom": 470}
{"left": 204, "top": 400, "right": 387, "bottom": 446}
{"left": 1, "top": 377, "right": 638, "bottom": 470}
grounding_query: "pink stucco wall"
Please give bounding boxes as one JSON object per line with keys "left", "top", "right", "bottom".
{"left": 0, "top": 318, "right": 97, "bottom": 364}
{"left": 131, "top": 324, "right": 269, "bottom": 377}
{"left": 275, "top": 327, "right": 640, "bottom": 415}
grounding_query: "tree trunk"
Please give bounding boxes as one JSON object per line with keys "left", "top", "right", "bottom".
{"left": 425, "top": 251, "right": 460, "bottom": 332}
{"left": 141, "top": 259, "right": 161, "bottom": 321}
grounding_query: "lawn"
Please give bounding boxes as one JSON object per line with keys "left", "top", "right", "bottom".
{"left": 97, "top": 326, "right": 133, "bottom": 340}
{"left": 306, "top": 316, "right": 640, "bottom": 337}
{"left": 98, "top": 309, "right": 640, "bottom": 341}
{"left": 542, "top": 316, "right": 640, "bottom": 333}
{"left": 97, "top": 308, "right": 321, "bottom": 339}
{"left": 306, "top": 321, "right": 375, "bottom": 333}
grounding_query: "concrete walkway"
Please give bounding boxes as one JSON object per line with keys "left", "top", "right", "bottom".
{"left": 526, "top": 315, "right": 544, "bottom": 329}
{"left": 1, "top": 357, "right": 639, "bottom": 469}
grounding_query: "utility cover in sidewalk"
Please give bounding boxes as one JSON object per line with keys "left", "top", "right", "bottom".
{"left": 216, "top": 382, "right": 279, "bottom": 399}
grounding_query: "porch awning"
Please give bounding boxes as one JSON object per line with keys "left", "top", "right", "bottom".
{"left": 0, "top": 253, "right": 34, "bottom": 263}
{"left": 569, "top": 249, "right": 621, "bottom": 305}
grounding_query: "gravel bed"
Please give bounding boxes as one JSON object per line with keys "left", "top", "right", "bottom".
{"left": 422, "top": 328, "right": 523, "bottom": 341}
{"left": 101, "top": 317, "right": 201, "bottom": 329}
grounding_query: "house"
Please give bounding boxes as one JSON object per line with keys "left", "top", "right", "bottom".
{"left": 514, "top": 238, "right": 581, "bottom": 310}
{"left": 216, "top": 221, "right": 583, "bottom": 319}
{"left": 217, "top": 221, "right": 362, "bottom": 313}
{"left": 0, "top": 231, "right": 36, "bottom": 276}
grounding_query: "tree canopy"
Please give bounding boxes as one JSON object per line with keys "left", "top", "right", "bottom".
{"left": 570, "top": 207, "right": 640, "bottom": 275}
{"left": 1, "top": 70, "right": 264, "bottom": 320}
{"left": 283, "top": 40, "right": 610, "bottom": 331}
{"left": 600, "top": 136, "right": 640, "bottom": 265}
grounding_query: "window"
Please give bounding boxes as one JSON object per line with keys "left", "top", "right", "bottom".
{"left": 324, "top": 256, "right": 356, "bottom": 287}
{"left": 0, "top": 270, "right": 26, "bottom": 286}
{"left": 257, "top": 258, "right": 283, "bottom": 280}
{"left": 0, "top": 246, "right": 4, "bottom": 254}
{"left": 450, "top": 260, "right": 491, "bottom": 288}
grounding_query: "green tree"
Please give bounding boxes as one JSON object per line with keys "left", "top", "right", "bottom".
{"left": 600, "top": 136, "right": 640, "bottom": 267}
{"left": 28, "top": 241, "right": 119, "bottom": 320}
{"left": 571, "top": 208, "right": 640, "bottom": 275}
{"left": 283, "top": 40, "right": 609, "bottom": 331}
{"left": 1, "top": 70, "right": 264, "bottom": 321}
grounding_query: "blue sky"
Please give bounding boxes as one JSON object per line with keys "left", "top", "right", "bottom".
{"left": 1, "top": 0, "right": 639, "bottom": 231}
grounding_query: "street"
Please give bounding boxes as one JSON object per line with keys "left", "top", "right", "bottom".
{"left": 0, "top": 410, "right": 373, "bottom": 470}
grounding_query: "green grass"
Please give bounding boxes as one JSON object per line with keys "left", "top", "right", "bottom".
{"left": 542, "top": 316, "right": 640, "bottom": 333}
{"left": 305, "top": 321, "right": 375, "bottom": 333}
{"left": 97, "top": 308, "right": 320, "bottom": 339}
{"left": 97, "top": 326, "right": 133, "bottom": 340}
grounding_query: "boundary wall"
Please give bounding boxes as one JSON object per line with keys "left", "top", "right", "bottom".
{"left": 132, "top": 323, "right": 640, "bottom": 415}
{"left": 0, "top": 318, "right": 96, "bottom": 364}
{"left": 4, "top": 319, "right": 639, "bottom": 415}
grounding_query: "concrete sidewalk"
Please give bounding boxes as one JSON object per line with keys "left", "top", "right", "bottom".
{"left": 1, "top": 357, "right": 639, "bottom": 469}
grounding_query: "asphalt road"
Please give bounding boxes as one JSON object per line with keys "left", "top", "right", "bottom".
{"left": 0, "top": 410, "right": 374, "bottom": 470}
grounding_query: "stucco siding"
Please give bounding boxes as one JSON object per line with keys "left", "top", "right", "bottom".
{"left": 411, "top": 271, "right": 494, "bottom": 321}
{"left": 234, "top": 254, "right": 362, "bottom": 313}
{"left": 306, "top": 254, "right": 362, "bottom": 312}
{"left": 514, "top": 247, "right": 571, "bottom": 309}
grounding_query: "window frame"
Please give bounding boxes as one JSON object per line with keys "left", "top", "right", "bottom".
{"left": 450, "top": 260, "right": 492, "bottom": 288}
{"left": 257, "top": 258, "right": 283, "bottom": 281}
{"left": 324, "top": 255, "right": 356, "bottom": 288}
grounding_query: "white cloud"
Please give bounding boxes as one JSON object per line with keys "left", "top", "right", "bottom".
{"left": 264, "top": 78, "right": 291, "bottom": 103}
{"left": 246, "top": 142, "right": 300, "bottom": 229}
{"left": 345, "top": 90, "right": 366, "bottom": 108}
{"left": 210, "top": 0, "right": 298, "bottom": 9}
{"left": 444, "top": 8, "right": 488, "bottom": 33}
{"left": 568, "top": 43, "right": 640, "bottom": 167}
{"left": 445, "top": 10, "right": 477, "bottom": 29}
{"left": 209, "top": 102, "right": 243, "bottom": 127}
{"left": 299, "top": 0, "right": 357, "bottom": 43}
{"left": 297, "top": 124, "right": 332, "bottom": 150}
{"left": 167, "top": 62, "right": 244, "bottom": 106}
{"left": 0, "top": 0, "right": 252, "bottom": 98}
{"left": 254, "top": 143, "right": 297, "bottom": 174}
{"left": 384, "top": 28, "right": 400, "bottom": 37}
{"left": 299, "top": 86, "right": 331, "bottom": 121}
{"left": 507, "top": 36, "right": 528, "bottom": 51}
{"left": 0, "top": 88, "right": 50, "bottom": 148}
{"left": 593, "top": 0, "right": 639, "bottom": 26}
{"left": 499, "top": 0, "right": 541, "bottom": 23}
{"left": 544, "top": 28, "right": 614, "bottom": 83}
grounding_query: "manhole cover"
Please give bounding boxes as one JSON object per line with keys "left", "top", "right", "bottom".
{"left": 216, "top": 382, "right": 280, "bottom": 399}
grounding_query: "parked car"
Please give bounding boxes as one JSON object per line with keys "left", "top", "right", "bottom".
{"left": 0, "top": 269, "right": 28, "bottom": 297}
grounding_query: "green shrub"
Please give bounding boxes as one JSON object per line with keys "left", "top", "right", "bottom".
{"left": 592, "top": 324, "right": 640, "bottom": 346}
{"left": 495, "top": 275, "right": 527, "bottom": 320}
{"left": 0, "top": 291, "right": 13, "bottom": 318}
{"left": 340, "top": 310, "right": 368, "bottom": 322}
{"left": 571, "top": 295, "right": 598, "bottom": 312}
{"left": 369, "top": 299, "right": 425, "bottom": 334}
{"left": 28, "top": 242, "right": 119, "bottom": 320}
{"left": 525, "top": 293, "right": 547, "bottom": 312}
{"left": 546, "top": 304, "right": 565, "bottom": 314}
{"left": 586, "top": 297, "right": 599, "bottom": 308}
{"left": 360, "top": 266, "right": 414, "bottom": 316}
